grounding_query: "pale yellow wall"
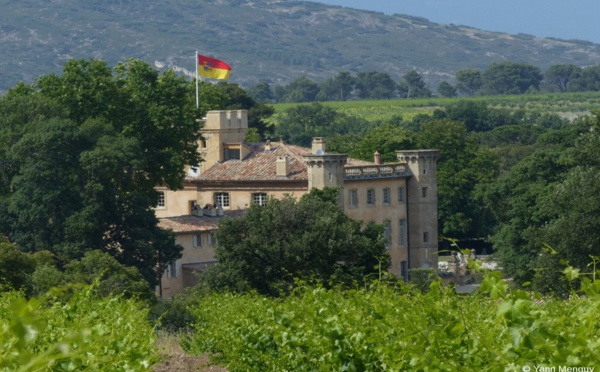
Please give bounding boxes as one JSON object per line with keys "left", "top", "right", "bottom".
{"left": 198, "top": 187, "right": 309, "bottom": 211}
{"left": 343, "top": 178, "right": 409, "bottom": 276}
{"left": 154, "top": 186, "right": 199, "bottom": 218}
{"left": 159, "top": 230, "right": 217, "bottom": 298}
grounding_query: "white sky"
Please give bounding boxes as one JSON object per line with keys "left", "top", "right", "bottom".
{"left": 309, "top": 0, "right": 600, "bottom": 44}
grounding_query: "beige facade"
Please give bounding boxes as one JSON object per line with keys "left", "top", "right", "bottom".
{"left": 157, "top": 109, "right": 439, "bottom": 297}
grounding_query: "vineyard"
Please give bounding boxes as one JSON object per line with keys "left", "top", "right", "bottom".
{"left": 1, "top": 270, "right": 598, "bottom": 370}
{"left": 0, "top": 285, "right": 158, "bottom": 371}
{"left": 273, "top": 91, "right": 600, "bottom": 122}
{"left": 183, "top": 271, "right": 600, "bottom": 371}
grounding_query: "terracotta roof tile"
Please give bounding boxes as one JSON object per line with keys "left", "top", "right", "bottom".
{"left": 158, "top": 210, "right": 245, "bottom": 234}
{"left": 185, "top": 142, "right": 374, "bottom": 182}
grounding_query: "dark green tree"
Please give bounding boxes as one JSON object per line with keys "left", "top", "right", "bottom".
{"left": 417, "top": 120, "right": 498, "bottom": 238}
{"left": 478, "top": 120, "right": 586, "bottom": 288}
{"left": 0, "top": 58, "right": 205, "bottom": 287}
{"left": 543, "top": 64, "right": 581, "bottom": 92}
{"left": 205, "top": 190, "right": 390, "bottom": 295}
{"left": 247, "top": 81, "right": 273, "bottom": 102}
{"left": 570, "top": 64, "right": 600, "bottom": 92}
{"left": 278, "top": 76, "right": 321, "bottom": 103}
{"left": 482, "top": 61, "right": 543, "bottom": 95}
{"left": 349, "top": 124, "right": 416, "bottom": 162}
{"left": 354, "top": 71, "right": 397, "bottom": 99}
{"left": 402, "top": 70, "right": 431, "bottom": 98}
{"left": 455, "top": 69, "right": 483, "bottom": 96}
{"left": 274, "top": 103, "right": 369, "bottom": 147}
{"left": 317, "top": 72, "right": 356, "bottom": 101}
{"left": 437, "top": 100, "right": 494, "bottom": 132}
{"left": 437, "top": 81, "right": 457, "bottom": 97}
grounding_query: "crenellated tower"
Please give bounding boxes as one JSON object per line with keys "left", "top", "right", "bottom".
{"left": 396, "top": 149, "right": 440, "bottom": 269}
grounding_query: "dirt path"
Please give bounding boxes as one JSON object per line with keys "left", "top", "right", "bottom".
{"left": 153, "top": 334, "right": 228, "bottom": 372}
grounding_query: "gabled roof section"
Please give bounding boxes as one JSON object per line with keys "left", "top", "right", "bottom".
{"left": 186, "top": 142, "right": 375, "bottom": 182}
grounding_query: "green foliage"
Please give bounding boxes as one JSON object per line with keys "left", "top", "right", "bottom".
{"left": 437, "top": 81, "right": 457, "bottom": 98}
{"left": 0, "top": 58, "right": 195, "bottom": 287}
{"left": 0, "top": 286, "right": 158, "bottom": 371}
{"left": 203, "top": 189, "right": 390, "bottom": 296}
{"left": 482, "top": 61, "right": 543, "bottom": 95}
{"left": 185, "top": 270, "right": 600, "bottom": 370}
{"left": 349, "top": 124, "right": 416, "bottom": 162}
{"left": 273, "top": 103, "right": 370, "bottom": 147}
{"left": 417, "top": 120, "right": 499, "bottom": 238}
{"left": 0, "top": 239, "right": 44, "bottom": 292}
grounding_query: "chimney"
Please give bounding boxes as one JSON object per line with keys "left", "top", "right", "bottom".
{"left": 276, "top": 156, "right": 289, "bottom": 177}
{"left": 312, "top": 137, "right": 326, "bottom": 154}
{"left": 265, "top": 139, "right": 271, "bottom": 151}
{"left": 374, "top": 151, "right": 381, "bottom": 165}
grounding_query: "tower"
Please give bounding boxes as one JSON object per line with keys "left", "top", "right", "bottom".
{"left": 396, "top": 149, "right": 440, "bottom": 269}
{"left": 199, "top": 110, "right": 248, "bottom": 172}
{"left": 302, "top": 138, "right": 347, "bottom": 190}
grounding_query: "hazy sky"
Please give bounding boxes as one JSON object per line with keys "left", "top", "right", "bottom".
{"left": 310, "top": 0, "right": 600, "bottom": 44}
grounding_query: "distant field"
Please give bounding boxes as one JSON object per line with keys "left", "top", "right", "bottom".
{"left": 272, "top": 92, "right": 600, "bottom": 123}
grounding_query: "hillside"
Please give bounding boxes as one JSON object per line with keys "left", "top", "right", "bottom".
{"left": 2, "top": 0, "right": 600, "bottom": 92}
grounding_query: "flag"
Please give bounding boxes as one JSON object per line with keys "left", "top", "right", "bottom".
{"left": 197, "top": 54, "right": 231, "bottom": 80}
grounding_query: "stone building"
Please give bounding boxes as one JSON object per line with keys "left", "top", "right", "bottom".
{"left": 157, "top": 110, "right": 439, "bottom": 298}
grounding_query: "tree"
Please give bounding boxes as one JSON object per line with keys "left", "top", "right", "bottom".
{"left": 349, "top": 124, "right": 416, "bottom": 163}
{"left": 247, "top": 81, "right": 273, "bottom": 102}
{"left": 0, "top": 58, "right": 203, "bottom": 287}
{"left": 417, "top": 120, "right": 498, "bottom": 238}
{"left": 482, "top": 61, "right": 543, "bottom": 95}
{"left": 437, "top": 100, "right": 494, "bottom": 132}
{"left": 354, "top": 71, "right": 397, "bottom": 99}
{"left": 437, "top": 81, "right": 457, "bottom": 97}
{"left": 477, "top": 119, "right": 586, "bottom": 288}
{"left": 205, "top": 190, "right": 390, "bottom": 295}
{"left": 543, "top": 64, "right": 581, "bottom": 92}
{"left": 455, "top": 69, "right": 483, "bottom": 96}
{"left": 402, "top": 70, "right": 431, "bottom": 98}
{"left": 279, "top": 76, "right": 320, "bottom": 103}
{"left": 316, "top": 72, "right": 357, "bottom": 102}
{"left": 570, "top": 64, "right": 600, "bottom": 92}
{"left": 274, "top": 103, "right": 369, "bottom": 147}
{"left": 530, "top": 111, "right": 600, "bottom": 293}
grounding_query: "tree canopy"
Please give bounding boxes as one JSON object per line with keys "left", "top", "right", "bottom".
{"left": 0, "top": 58, "right": 214, "bottom": 287}
{"left": 204, "top": 189, "right": 390, "bottom": 295}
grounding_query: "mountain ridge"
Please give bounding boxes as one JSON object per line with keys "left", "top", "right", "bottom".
{"left": 1, "top": 0, "right": 600, "bottom": 92}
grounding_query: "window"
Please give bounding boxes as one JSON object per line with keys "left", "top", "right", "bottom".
{"left": 252, "top": 193, "right": 268, "bottom": 206}
{"left": 383, "top": 187, "right": 390, "bottom": 204}
{"left": 401, "top": 261, "right": 408, "bottom": 281}
{"left": 349, "top": 189, "right": 358, "bottom": 207}
{"left": 214, "top": 192, "right": 230, "bottom": 208}
{"left": 422, "top": 187, "right": 428, "bottom": 198}
{"left": 367, "top": 189, "right": 375, "bottom": 206}
{"left": 383, "top": 221, "right": 391, "bottom": 248}
{"left": 398, "top": 219, "right": 406, "bottom": 247}
{"left": 193, "top": 234, "right": 203, "bottom": 248}
{"left": 208, "top": 232, "right": 217, "bottom": 246}
{"left": 157, "top": 191, "right": 165, "bottom": 208}
{"left": 423, "top": 231, "right": 429, "bottom": 243}
{"left": 398, "top": 186, "right": 405, "bottom": 202}
{"left": 224, "top": 148, "right": 240, "bottom": 161}
{"left": 166, "top": 260, "right": 178, "bottom": 279}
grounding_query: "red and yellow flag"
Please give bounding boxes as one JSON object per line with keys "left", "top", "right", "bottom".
{"left": 197, "top": 54, "right": 231, "bottom": 80}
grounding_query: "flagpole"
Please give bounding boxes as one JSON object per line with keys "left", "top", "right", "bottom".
{"left": 195, "top": 51, "right": 199, "bottom": 109}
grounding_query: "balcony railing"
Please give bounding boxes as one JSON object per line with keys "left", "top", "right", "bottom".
{"left": 344, "top": 164, "right": 409, "bottom": 180}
